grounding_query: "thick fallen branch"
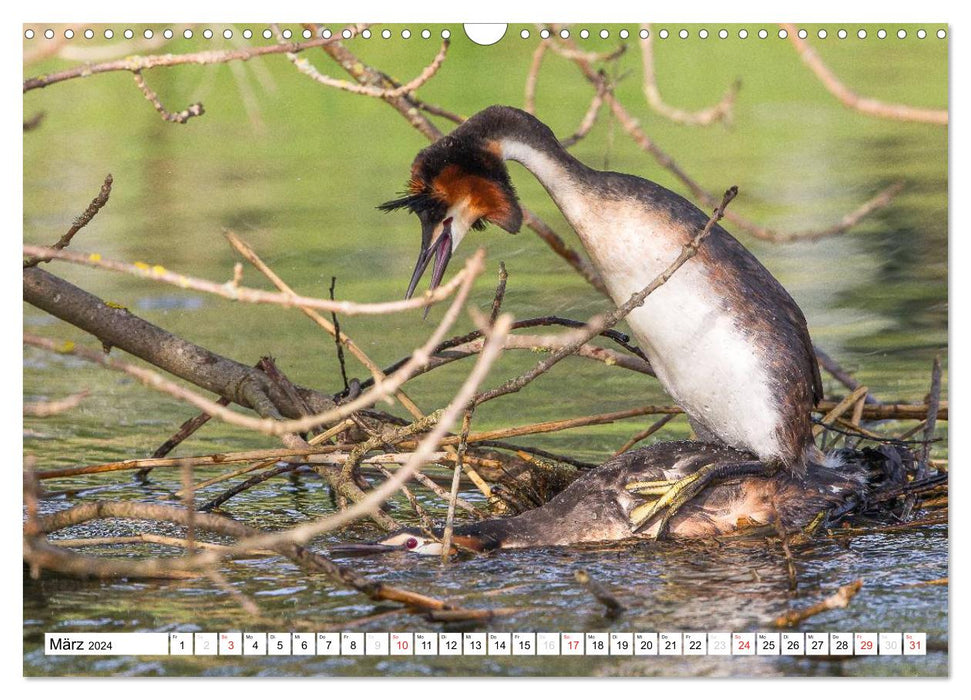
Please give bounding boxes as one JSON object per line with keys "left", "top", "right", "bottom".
{"left": 24, "top": 267, "right": 336, "bottom": 420}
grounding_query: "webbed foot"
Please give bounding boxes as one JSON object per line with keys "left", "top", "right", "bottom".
{"left": 627, "top": 460, "right": 777, "bottom": 538}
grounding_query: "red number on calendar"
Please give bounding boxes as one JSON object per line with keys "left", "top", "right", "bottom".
{"left": 737, "top": 640, "right": 751, "bottom": 651}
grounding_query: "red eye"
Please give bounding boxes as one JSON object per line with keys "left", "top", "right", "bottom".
{"left": 405, "top": 537, "right": 418, "bottom": 550}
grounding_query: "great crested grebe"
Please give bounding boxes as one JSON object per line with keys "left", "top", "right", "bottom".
{"left": 330, "top": 441, "right": 882, "bottom": 556}
{"left": 381, "top": 105, "right": 823, "bottom": 531}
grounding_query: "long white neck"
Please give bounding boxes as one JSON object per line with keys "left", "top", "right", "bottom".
{"left": 498, "top": 138, "right": 595, "bottom": 233}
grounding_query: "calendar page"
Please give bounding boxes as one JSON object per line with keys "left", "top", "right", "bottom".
{"left": 22, "top": 14, "right": 948, "bottom": 680}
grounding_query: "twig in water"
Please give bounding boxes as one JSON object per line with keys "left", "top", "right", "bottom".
{"left": 24, "top": 390, "right": 89, "bottom": 417}
{"left": 574, "top": 569, "right": 625, "bottom": 619}
{"left": 137, "top": 396, "right": 231, "bottom": 480}
{"left": 24, "top": 174, "right": 113, "bottom": 268}
{"left": 23, "top": 111, "right": 46, "bottom": 131}
{"left": 773, "top": 580, "right": 863, "bottom": 628}
{"left": 560, "top": 74, "right": 608, "bottom": 148}
{"left": 329, "top": 277, "right": 350, "bottom": 394}
{"left": 773, "top": 518, "right": 799, "bottom": 591}
{"left": 24, "top": 250, "right": 486, "bottom": 438}
{"left": 201, "top": 462, "right": 303, "bottom": 512}
{"left": 442, "top": 408, "right": 474, "bottom": 565}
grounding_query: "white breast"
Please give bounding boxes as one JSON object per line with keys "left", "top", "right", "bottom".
{"left": 501, "top": 140, "right": 785, "bottom": 461}
{"left": 567, "top": 199, "right": 784, "bottom": 461}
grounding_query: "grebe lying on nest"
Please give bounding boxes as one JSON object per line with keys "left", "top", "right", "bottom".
{"left": 331, "top": 440, "right": 914, "bottom": 556}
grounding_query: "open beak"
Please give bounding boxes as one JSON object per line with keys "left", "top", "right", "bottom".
{"left": 405, "top": 217, "right": 453, "bottom": 300}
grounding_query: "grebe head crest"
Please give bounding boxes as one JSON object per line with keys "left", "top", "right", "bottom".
{"left": 380, "top": 113, "right": 523, "bottom": 299}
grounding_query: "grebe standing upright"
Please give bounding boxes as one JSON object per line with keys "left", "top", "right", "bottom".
{"left": 381, "top": 106, "right": 823, "bottom": 531}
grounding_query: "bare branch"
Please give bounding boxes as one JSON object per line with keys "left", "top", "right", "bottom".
{"left": 774, "top": 580, "right": 863, "bottom": 628}
{"left": 561, "top": 41, "right": 906, "bottom": 244}
{"left": 24, "top": 174, "right": 113, "bottom": 268}
{"left": 163, "top": 314, "right": 513, "bottom": 563}
{"left": 524, "top": 42, "right": 548, "bottom": 115}
{"left": 23, "top": 243, "right": 472, "bottom": 316}
{"left": 132, "top": 71, "right": 204, "bottom": 123}
{"left": 311, "top": 38, "right": 605, "bottom": 293}
{"left": 23, "top": 27, "right": 366, "bottom": 92}
{"left": 781, "top": 24, "right": 947, "bottom": 126}
{"left": 640, "top": 24, "right": 738, "bottom": 126}
{"left": 283, "top": 32, "right": 450, "bottom": 99}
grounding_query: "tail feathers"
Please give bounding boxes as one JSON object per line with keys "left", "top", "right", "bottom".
{"left": 791, "top": 443, "right": 918, "bottom": 526}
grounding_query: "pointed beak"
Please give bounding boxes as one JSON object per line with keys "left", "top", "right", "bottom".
{"left": 328, "top": 542, "right": 400, "bottom": 556}
{"left": 405, "top": 217, "right": 453, "bottom": 300}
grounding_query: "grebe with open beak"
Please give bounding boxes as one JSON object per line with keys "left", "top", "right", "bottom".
{"left": 381, "top": 106, "right": 823, "bottom": 532}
